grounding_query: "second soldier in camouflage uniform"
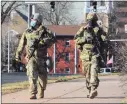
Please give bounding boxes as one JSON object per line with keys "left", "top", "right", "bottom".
{"left": 15, "top": 13, "right": 56, "bottom": 99}
{"left": 74, "top": 13, "right": 107, "bottom": 99}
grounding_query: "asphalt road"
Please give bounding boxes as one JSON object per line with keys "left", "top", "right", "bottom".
{"left": 2, "top": 75, "right": 125, "bottom": 103}
{"left": 2, "top": 72, "right": 28, "bottom": 84}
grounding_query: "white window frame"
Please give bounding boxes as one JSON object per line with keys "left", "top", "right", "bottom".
{"left": 65, "top": 52, "right": 70, "bottom": 62}
{"left": 100, "top": 0, "right": 105, "bottom": 6}
{"left": 65, "top": 67, "right": 70, "bottom": 74}
{"left": 65, "top": 40, "right": 70, "bottom": 47}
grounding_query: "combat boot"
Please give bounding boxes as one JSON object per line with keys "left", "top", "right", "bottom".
{"left": 89, "top": 87, "right": 98, "bottom": 99}
{"left": 38, "top": 89, "right": 44, "bottom": 99}
{"left": 89, "top": 90, "right": 98, "bottom": 99}
{"left": 30, "top": 94, "right": 37, "bottom": 99}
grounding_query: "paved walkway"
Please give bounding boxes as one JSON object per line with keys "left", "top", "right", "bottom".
{"left": 2, "top": 75, "right": 125, "bottom": 103}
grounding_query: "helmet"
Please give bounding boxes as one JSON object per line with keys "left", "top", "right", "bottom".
{"left": 86, "top": 13, "right": 98, "bottom": 22}
{"left": 31, "top": 13, "right": 42, "bottom": 23}
{"left": 30, "top": 13, "right": 42, "bottom": 28}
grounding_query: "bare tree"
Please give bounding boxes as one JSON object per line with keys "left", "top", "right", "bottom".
{"left": 36, "top": 2, "right": 77, "bottom": 25}
{"left": 1, "top": 1, "right": 24, "bottom": 24}
{"left": 108, "top": 1, "right": 127, "bottom": 96}
{"left": 112, "top": 41, "right": 127, "bottom": 95}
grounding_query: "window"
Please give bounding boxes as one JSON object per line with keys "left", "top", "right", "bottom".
{"left": 118, "top": 22, "right": 124, "bottom": 28}
{"left": 90, "top": 1, "right": 97, "bottom": 7}
{"left": 117, "top": 12, "right": 127, "bottom": 17}
{"left": 116, "top": 2, "right": 127, "bottom": 7}
{"left": 65, "top": 68, "right": 70, "bottom": 74}
{"left": 100, "top": 1, "right": 105, "bottom": 6}
{"left": 90, "top": 1, "right": 93, "bottom": 6}
{"left": 65, "top": 52, "right": 70, "bottom": 62}
{"left": 105, "top": 68, "right": 111, "bottom": 72}
{"left": 65, "top": 40, "right": 70, "bottom": 47}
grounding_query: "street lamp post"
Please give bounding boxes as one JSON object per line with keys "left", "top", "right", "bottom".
{"left": 7, "top": 28, "right": 10, "bottom": 73}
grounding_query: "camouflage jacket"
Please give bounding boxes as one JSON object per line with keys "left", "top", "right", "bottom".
{"left": 74, "top": 26, "right": 108, "bottom": 53}
{"left": 15, "top": 25, "right": 56, "bottom": 60}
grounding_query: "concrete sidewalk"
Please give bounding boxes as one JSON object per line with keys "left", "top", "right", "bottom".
{"left": 2, "top": 75, "right": 126, "bottom": 103}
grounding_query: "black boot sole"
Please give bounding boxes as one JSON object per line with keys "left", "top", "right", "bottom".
{"left": 89, "top": 91, "right": 98, "bottom": 99}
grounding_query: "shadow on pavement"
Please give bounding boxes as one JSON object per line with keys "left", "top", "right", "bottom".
{"left": 96, "top": 96, "right": 125, "bottom": 99}
{"left": 43, "top": 96, "right": 124, "bottom": 99}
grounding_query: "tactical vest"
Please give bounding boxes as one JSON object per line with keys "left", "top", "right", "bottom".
{"left": 25, "top": 28, "right": 47, "bottom": 58}
{"left": 82, "top": 27, "right": 100, "bottom": 52}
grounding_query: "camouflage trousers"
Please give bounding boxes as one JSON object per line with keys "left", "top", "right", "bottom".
{"left": 26, "top": 57, "right": 47, "bottom": 96}
{"left": 82, "top": 54, "right": 99, "bottom": 91}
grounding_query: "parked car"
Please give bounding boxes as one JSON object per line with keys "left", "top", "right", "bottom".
{"left": 99, "top": 67, "right": 112, "bottom": 74}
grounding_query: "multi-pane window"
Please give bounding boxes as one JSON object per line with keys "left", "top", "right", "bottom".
{"left": 116, "top": 2, "right": 127, "bottom": 7}
{"left": 65, "top": 40, "right": 70, "bottom": 47}
{"left": 65, "top": 68, "right": 70, "bottom": 74}
{"left": 65, "top": 52, "right": 70, "bottom": 62}
{"left": 90, "top": 1, "right": 93, "bottom": 6}
{"left": 100, "top": 1, "right": 105, "bottom": 6}
{"left": 117, "top": 12, "right": 127, "bottom": 17}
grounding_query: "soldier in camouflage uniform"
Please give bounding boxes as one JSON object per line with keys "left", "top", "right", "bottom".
{"left": 74, "top": 13, "right": 107, "bottom": 99}
{"left": 15, "top": 13, "right": 56, "bottom": 99}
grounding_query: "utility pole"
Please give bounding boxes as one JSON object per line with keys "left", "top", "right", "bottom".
{"left": 27, "top": 4, "right": 32, "bottom": 28}
{"left": 32, "top": 4, "right": 36, "bottom": 14}
{"left": 26, "top": 1, "right": 55, "bottom": 27}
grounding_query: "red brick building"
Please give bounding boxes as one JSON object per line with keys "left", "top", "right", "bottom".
{"left": 47, "top": 25, "right": 82, "bottom": 74}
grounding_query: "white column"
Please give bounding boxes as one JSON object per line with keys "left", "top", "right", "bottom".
{"left": 112, "top": 55, "right": 114, "bottom": 68}
{"left": 47, "top": 52, "right": 49, "bottom": 72}
{"left": 74, "top": 43, "right": 77, "bottom": 74}
{"left": 53, "top": 32, "right": 56, "bottom": 74}
{"left": 7, "top": 29, "right": 10, "bottom": 73}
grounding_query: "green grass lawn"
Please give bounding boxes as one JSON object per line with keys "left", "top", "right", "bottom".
{"left": 98, "top": 72, "right": 120, "bottom": 76}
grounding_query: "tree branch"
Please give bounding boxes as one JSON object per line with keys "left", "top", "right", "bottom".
{"left": 1, "top": 1, "right": 16, "bottom": 24}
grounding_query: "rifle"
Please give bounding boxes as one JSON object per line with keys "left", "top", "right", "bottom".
{"left": 91, "top": 1, "right": 107, "bottom": 67}
{"left": 29, "top": 27, "right": 47, "bottom": 59}
{"left": 91, "top": 29, "right": 107, "bottom": 67}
